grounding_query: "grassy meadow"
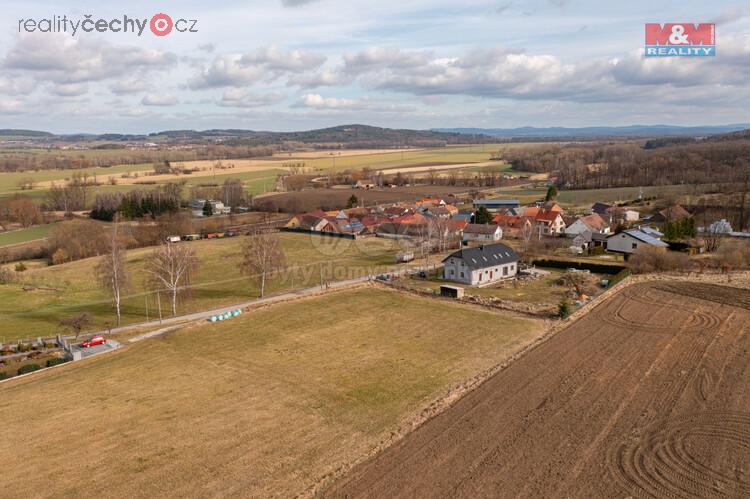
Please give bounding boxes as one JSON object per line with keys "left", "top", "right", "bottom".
{"left": 0, "top": 286, "right": 545, "bottom": 497}
{"left": 0, "top": 224, "right": 53, "bottom": 247}
{"left": 0, "top": 232, "right": 411, "bottom": 341}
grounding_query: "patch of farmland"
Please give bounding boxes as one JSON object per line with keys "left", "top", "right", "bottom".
{"left": 326, "top": 281, "right": 750, "bottom": 498}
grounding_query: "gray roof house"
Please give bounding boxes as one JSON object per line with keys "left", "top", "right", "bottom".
{"left": 442, "top": 243, "right": 519, "bottom": 286}
{"left": 606, "top": 229, "right": 669, "bottom": 254}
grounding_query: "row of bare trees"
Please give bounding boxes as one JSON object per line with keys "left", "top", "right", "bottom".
{"left": 88, "top": 220, "right": 286, "bottom": 329}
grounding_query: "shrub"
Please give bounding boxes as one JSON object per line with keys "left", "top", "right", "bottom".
{"left": 17, "top": 363, "right": 41, "bottom": 375}
{"left": 0, "top": 267, "right": 14, "bottom": 284}
{"left": 558, "top": 299, "right": 571, "bottom": 319}
{"left": 46, "top": 357, "right": 68, "bottom": 368}
{"left": 629, "top": 247, "right": 691, "bottom": 274}
{"left": 14, "top": 262, "right": 27, "bottom": 272}
{"left": 0, "top": 371, "right": 9, "bottom": 380}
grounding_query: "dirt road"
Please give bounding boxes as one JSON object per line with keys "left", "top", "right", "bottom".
{"left": 324, "top": 281, "right": 750, "bottom": 498}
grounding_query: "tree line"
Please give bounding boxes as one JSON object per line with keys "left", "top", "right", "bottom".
{"left": 502, "top": 140, "right": 750, "bottom": 189}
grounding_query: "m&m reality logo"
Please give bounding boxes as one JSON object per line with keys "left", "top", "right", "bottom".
{"left": 645, "top": 23, "right": 715, "bottom": 57}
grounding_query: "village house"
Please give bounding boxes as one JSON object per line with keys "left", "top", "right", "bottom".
{"left": 606, "top": 206, "right": 640, "bottom": 224}
{"left": 442, "top": 243, "right": 519, "bottom": 286}
{"left": 606, "top": 229, "right": 669, "bottom": 254}
{"left": 590, "top": 202, "right": 614, "bottom": 216}
{"left": 534, "top": 210, "right": 566, "bottom": 235}
{"left": 462, "top": 224, "right": 502, "bottom": 243}
{"left": 190, "top": 198, "right": 231, "bottom": 217}
{"left": 647, "top": 204, "right": 692, "bottom": 224}
{"left": 425, "top": 206, "right": 452, "bottom": 219}
{"left": 565, "top": 213, "right": 610, "bottom": 237}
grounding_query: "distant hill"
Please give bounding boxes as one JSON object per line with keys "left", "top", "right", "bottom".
{"left": 0, "top": 125, "right": 494, "bottom": 147}
{"left": 4, "top": 124, "right": 750, "bottom": 146}
{"left": 433, "top": 124, "right": 750, "bottom": 138}
{"left": 0, "top": 129, "right": 55, "bottom": 138}
{"left": 705, "top": 128, "right": 750, "bottom": 142}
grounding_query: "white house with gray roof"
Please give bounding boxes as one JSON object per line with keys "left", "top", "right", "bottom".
{"left": 442, "top": 243, "right": 519, "bottom": 286}
{"left": 606, "top": 229, "right": 669, "bottom": 254}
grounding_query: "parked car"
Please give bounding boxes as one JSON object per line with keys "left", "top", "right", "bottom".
{"left": 81, "top": 336, "right": 106, "bottom": 348}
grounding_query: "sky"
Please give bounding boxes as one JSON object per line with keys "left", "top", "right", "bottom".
{"left": 0, "top": 0, "right": 748, "bottom": 133}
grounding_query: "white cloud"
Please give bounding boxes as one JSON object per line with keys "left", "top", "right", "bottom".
{"left": 219, "top": 89, "right": 285, "bottom": 108}
{"left": 295, "top": 93, "right": 361, "bottom": 109}
{"left": 189, "top": 45, "right": 325, "bottom": 89}
{"left": 3, "top": 34, "right": 176, "bottom": 85}
{"left": 110, "top": 79, "right": 150, "bottom": 95}
{"left": 52, "top": 82, "right": 88, "bottom": 97}
{"left": 141, "top": 94, "right": 179, "bottom": 106}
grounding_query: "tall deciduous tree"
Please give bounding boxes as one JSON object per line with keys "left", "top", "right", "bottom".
{"left": 95, "top": 217, "right": 129, "bottom": 326}
{"left": 240, "top": 227, "right": 286, "bottom": 298}
{"left": 143, "top": 242, "right": 197, "bottom": 316}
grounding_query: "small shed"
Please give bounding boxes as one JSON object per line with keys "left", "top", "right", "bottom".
{"left": 440, "top": 285, "right": 465, "bottom": 299}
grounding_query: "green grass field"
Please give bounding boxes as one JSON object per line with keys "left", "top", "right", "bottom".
{"left": 0, "top": 286, "right": 544, "bottom": 497}
{"left": 0, "top": 232, "right": 410, "bottom": 341}
{"left": 0, "top": 224, "right": 54, "bottom": 247}
{"left": 494, "top": 183, "right": 723, "bottom": 208}
{"left": 0, "top": 145, "right": 517, "bottom": 203}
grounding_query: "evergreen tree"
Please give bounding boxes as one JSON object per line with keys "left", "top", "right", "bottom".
{"left": 474, "top": 206, "right": 493, "bottom": 224}
{"left": 203, "top": 200, "right": 213, "bottom": 217}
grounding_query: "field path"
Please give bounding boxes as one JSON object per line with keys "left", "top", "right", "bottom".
{"left": 323, "top": 281, "right": 750, "bottom": 498}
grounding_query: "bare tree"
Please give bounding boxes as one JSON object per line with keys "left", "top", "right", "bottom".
{"left": 95, "top": 217, "right": 129, "bottom": 326}
{"left": 143, "top": 242, "right": 198, "bottom": 316}
{"left": 60, "top": 313, "right": 93, "bottom": 340}
{"left": 240, "top": 228, "right": 287, "bottom": 298}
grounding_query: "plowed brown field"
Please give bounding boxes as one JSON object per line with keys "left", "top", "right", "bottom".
{"left": 325, "top": 281, "right": 750, "bottom": 498}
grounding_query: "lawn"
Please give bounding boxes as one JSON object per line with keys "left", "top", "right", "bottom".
{"left": 0, "top": 287, "right": 545, "bottom": 497}
{"left": 0, "top": 224, "right": 54, "bottom": 247}
{"left": 0, "top": 232, "right": 408, "bottom": 341}
{"left": 402, "top": 268, "right": 572, "bottom": 306}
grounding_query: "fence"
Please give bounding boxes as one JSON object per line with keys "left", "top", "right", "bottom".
{"left": 532, "top": 258, "right": 626, "bottom": 275}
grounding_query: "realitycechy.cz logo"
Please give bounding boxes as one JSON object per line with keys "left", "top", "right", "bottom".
{"left": 18, "top": 13, "right": 197, "bottom": 37}
{"left": 645, "top": 23, "right": 715, "bottom": 57}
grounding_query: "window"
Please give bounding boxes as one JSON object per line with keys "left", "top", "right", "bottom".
{"left": 632, "top": 242, "right": 638, "bottom": 250}
{"left": 460, "top": 272, "right": 464, "bottom": 278}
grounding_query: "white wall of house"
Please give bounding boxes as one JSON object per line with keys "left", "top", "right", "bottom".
{"left": 443, "top": 257, "right": 517, "bottom": 285}
{"left": 462, "top": 227, "right": 502, "bottom": 242}
{"left": 606, "top": 232, "right": 653, "bottom": 254}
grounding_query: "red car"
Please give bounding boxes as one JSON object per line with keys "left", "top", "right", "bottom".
{"left": 81, "top": 336, "right": 106, "bottom": 348}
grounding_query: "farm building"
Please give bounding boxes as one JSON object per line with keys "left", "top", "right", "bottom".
{"left": 462, "top": 224, "right": 502, "bottom": 242}
{"left": 442, "top": 243, "right": 519, "bottom": 286}
{"left": 606, "top": 229, "right": 669, "bottom": 254}
{"left": 440, "top": 285, "right": 465, "bottom": 299}
{"left": 473, "top": 199, "right": 520, "bottom": 212}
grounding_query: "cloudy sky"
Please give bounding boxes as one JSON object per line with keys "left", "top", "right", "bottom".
{"left": 1, "top": 0, "right": 748, "bottom": 133}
